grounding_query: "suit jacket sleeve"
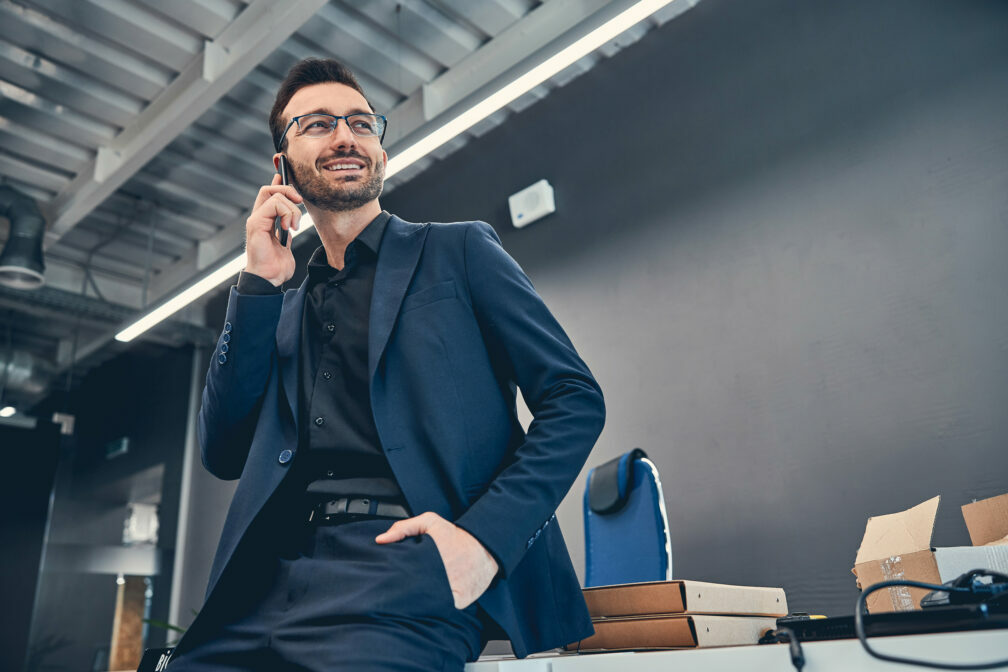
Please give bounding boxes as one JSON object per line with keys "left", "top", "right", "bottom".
{"left": 454, "top": 221, "right": 605, "bottom": 576}
{"left": 197, "top": 287, "right": 285, "bottom": 480}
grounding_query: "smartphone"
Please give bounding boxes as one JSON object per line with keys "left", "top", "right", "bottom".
{"left": 274, "top": 155, "right": 290, "bottom": 246}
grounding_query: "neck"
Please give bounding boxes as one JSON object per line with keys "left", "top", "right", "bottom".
{"left": 306, "top": 200, "right": 382, "bottom": 270}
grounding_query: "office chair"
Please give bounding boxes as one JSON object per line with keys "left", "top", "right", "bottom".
{"left": 583, "top": 448, "right": 672, "bottom": 587}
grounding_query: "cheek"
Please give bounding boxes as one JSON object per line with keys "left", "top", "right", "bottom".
{"left": 290, "top": 156, "right": 317, "bottom": 179}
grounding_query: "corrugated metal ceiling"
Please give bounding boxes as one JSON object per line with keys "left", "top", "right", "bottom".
{"left": 0, "top": 0, "right": 700, "bottom": 410}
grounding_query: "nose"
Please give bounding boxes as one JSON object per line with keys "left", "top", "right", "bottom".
{"left": 327, "top": 117, "right": 358, "bottom": 150}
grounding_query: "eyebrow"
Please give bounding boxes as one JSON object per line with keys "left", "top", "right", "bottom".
{"left": 298, "top": 107, "right": 373, "bottom": 118}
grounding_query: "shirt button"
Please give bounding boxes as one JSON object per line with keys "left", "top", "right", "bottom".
{"left": 326, "top": 322, "right": 335, "bottom": 333}
{"left": 278, "top": 449, "right": 293, "bottom": 464}
{"left": 322, "top": 371, "right": 332, "bottom": 380}
{"left": 314, "top": 416, "right": 325, "bottom": 426}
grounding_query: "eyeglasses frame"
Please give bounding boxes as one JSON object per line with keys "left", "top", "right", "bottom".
{"left": 277, "top": 112, "right": 388, "bottom": 151}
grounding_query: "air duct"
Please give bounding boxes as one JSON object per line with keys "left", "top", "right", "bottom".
{"left": 0, "top": 349, "right": 54, "bottom": 397}
{"left": 0, "top": 185, "right": 46, "bottom": 290}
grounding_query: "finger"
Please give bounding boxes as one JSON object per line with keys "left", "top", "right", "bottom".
{"left": 271, "top": 193, "right": 303, "bottom": 224}
{"left": 253, "top": 183, "right": 303, "bottom": 211}
{"left": 251, "top": 194, "right": 297, "bottom": 232}
{"left": 257, "top": 212, "right": 285, "bottom": 242}
{"left": 287, "top": 205, "right": 302, "bottom": 232}
{"left": 253, "top": 181, "right": 279, "bottom": 210}
{"left": 374, "top": 515, "right": 429, "bottom": 543}
{"left": 282, "top": 210, "right": 298, "bottom": 247}
{"left": 276, "top": 201, "right": 295, "bottom": 231}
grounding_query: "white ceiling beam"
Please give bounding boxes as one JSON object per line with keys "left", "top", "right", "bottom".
{"left": 43, "top": 0, "right": 329, "bottom": 250}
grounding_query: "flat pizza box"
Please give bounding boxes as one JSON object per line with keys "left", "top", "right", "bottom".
{"left": 581, "top": 579, "right": 788, "bottom": 619}
{"left": 565, "top": 614, "right": 777, "bottom": 652}
{"left": 852, "top": 492, "right": 1008, "bottom": 613}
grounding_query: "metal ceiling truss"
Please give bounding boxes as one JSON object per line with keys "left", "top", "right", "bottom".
{"left": 0, "top": 0, "right": 703, "bottom": 409}
{"left": 43, "top": 0, "right": 329, "bottom": 249}
{"left": 145, "top": 0, "right": 635, "bottom": 305}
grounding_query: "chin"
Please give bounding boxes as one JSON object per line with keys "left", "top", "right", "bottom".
{"left": 324, "top": 172, "right": 364, "bottom": 183}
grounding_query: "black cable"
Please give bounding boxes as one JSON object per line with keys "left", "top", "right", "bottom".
{"left": 778, "top": 626, "right": 805, "bottom": 672}
{"left": 856, "top": 574, "right": 1008, "bottom": 670}
{"left": 760, "top": 626, "right": 806, "bottom": 671}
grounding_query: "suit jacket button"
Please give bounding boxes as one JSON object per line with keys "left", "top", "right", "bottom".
{"left": 220, "top": 343, "right": 229, "bottom": 353}
{"left": 224, "top": 321, "right": 232, "bottom": 332}
{"left": 218, "top": 353, "right": 227, "bottom": 365}
{"left": 222, "top": 333, "right": 230, "bottom": 343}
{"left": 278, "top": 449, "right": 293, "bottom": 464}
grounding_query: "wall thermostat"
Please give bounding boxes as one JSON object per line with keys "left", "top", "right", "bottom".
{"left": 508, "top": 179, "right": 556, "bottom": 229}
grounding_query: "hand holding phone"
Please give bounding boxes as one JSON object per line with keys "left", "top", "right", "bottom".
{"left": 244, "top": 157, "right": 301, "bottom": 286}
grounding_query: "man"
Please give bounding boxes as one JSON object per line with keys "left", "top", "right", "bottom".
{"left": 168, "top": 58, "right": 604, "bottom": 672}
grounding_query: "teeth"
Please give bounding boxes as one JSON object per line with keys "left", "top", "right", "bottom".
{"left": 324, "top": 163, "right": 361, "bottom": 171}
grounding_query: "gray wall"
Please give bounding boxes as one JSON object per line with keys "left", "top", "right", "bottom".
{"left": 383, "top": 0, "right": 1008, "bottom": 615}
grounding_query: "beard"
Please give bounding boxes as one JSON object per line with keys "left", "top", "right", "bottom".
{"left": 288, "top": 151, "right": 384, "bottom": 212}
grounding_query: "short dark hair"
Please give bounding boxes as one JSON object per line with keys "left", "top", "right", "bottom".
{"left": 269, "top": 58, "right": 374, "bottom": 152}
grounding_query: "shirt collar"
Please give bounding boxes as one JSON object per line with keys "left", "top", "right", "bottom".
{"left": 356, "top": 210, "right": 390, "bottom": 255}
{"left": 306, "top": 210, "right": 390, "bottom": 273}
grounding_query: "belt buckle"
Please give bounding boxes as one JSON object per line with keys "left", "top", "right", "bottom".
{"left": 308, "top": 497, "right": 390, "bottom": 524}
{"left": 346, "top": 498, "right": 372, "bottom": 515}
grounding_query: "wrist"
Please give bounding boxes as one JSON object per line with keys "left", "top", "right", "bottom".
{"left": 238, "top": 269, "right": 283, "bottom": 294}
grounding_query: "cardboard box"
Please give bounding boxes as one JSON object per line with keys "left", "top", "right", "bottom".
{"left": 582, "top": 580, "right": 789, "bottom": 619}
{"left": 565, "top": 614, "right": 778, "bottom": 651}
{"left": 852, "top": 493, "right": 1008, "bottom": 613}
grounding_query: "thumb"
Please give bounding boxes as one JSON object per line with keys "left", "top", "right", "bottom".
{"left": 374, "top": 514, "right": 430, "bottom": 544}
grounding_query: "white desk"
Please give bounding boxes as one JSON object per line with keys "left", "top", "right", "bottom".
{"left": 467, "top": 629, "right": 1008, "bottom": 671}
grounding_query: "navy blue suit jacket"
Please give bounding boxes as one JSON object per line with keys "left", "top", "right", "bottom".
{"left": 180, "top": 216, "right": 604, "bottom": 657}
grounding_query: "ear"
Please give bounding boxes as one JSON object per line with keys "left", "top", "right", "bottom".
{"left": 272, "top": 153, "right": 284, "bottom": 172}
{"left": 381, "top": 150, "right": 388, "bottom": 167}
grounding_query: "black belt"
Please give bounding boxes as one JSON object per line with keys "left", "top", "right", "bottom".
{"left": 308, "top": 497, "right": 410, "bottom": 524}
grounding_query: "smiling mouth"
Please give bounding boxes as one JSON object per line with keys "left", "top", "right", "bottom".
{"left": 322, "top": 163, "right": 364, "bottom": 172}
{"left": 319, "top": 155, "right": 368, "bottom": 173}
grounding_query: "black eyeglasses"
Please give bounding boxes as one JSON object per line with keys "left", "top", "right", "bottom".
{"left": 277, "top": 113, "right": 387, "bottom": 150}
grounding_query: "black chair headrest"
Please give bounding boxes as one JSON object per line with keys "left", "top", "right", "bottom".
{"left": 587, "top": 448, "right": 648, "bottom": 515}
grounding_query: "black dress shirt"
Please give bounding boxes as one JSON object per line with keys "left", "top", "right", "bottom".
{"left": 235, "top": 211, "right": 404, "bottom": 504}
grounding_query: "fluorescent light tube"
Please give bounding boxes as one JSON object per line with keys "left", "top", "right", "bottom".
{"left": 115, "top": 0, "right": 679, "bottom": 342}
{"left": 388, "top": 0, "right": 679, "bottom": 177}
{"left": 116, "top": 253, "right": 247, "bottom": 342}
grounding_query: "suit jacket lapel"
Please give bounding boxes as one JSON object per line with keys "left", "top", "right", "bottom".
{"left": 369, "top": 215, "right": 429, "bottom": 381}
{"left": 276, "top": 277, "right": 308, "bottom": 429}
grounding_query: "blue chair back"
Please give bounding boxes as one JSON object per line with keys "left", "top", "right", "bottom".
{"left": 583, "top": 448, "right": 672, "bottom": 587}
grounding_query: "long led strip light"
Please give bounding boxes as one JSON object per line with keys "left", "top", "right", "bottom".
{"left": 116, "top": 0, "right": 680, "bottom": 342}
